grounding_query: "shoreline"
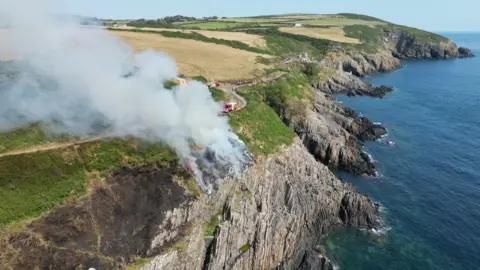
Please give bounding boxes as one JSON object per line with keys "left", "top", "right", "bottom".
{"left": 315, "top": 41, "right": 476, "bottom": 262}
{"left": 320, "top": 42, "right": 479, "bottom": 269}
{"left": 306, "top": 41, "right": 475, "bottom": 175}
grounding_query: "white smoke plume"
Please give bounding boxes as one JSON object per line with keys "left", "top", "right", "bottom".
{"left": 0, "top": 0, "right": 251, "bottom": 192}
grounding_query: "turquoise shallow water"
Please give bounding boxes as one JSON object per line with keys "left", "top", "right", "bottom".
{"left": 326, "top": 33, "right": 480, "bottom": 270}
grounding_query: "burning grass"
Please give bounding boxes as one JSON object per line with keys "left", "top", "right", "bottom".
{"left": 110, "top": 30, "right": 270, "bottom": 80}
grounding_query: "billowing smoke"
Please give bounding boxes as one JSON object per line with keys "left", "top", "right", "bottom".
{"left": 0, "top": 0, "right": 252, "bottom": 192}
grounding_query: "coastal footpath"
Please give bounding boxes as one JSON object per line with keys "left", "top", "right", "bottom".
{"left": 0, "top": 14, "right": 474, "bottom": 270}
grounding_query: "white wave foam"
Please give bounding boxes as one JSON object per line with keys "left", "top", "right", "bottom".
{"left": 370, "top": 225, "right": 391, "bottom": 236}
{"left": 363, "top": 151, "right": 375, "bottom": 162}
{"left": 370, "top": 204, "right": 391, "bottom": 236}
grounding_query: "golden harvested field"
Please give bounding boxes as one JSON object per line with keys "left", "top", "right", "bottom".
{"left": 116, "top": 26, "right": 267, "bottom": 48}
{"left": 111, "top": 30, "right": 270, "bottom": 80}
{"left": 279, "top": 27, "right": 361, "bottom": 44}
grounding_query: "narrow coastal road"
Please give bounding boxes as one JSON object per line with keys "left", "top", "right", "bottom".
{"left": 217, "top": 83, "right": 249, "bottom": 110}
{"left": 217, "top": 72, "right": 284, "bottom": 111}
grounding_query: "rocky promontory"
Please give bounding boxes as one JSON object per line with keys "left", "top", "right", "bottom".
{"left": 281, "top": 90, "right": 385, "bottom": 177}
{"left": 287, "top": 27, "right": 474, "bottom": 178}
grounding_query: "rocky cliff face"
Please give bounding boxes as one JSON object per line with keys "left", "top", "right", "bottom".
{"left": 295, "top": 30, "right": 474, "bottom": 177}
{"left": 312, "top": 51, "right": 399, "bottom": 97}
{"left": 314, "top": 28, "right": 474, "bottom": 96}
{"left": 279, "top": 90, "right": 385, "bottom": 177}
{"left": 145, "top": 139, "right": 378, "bottom": 270}
{"left": 382, "top": 28, "right": 475, "bottom": 59}
{"left": 0, "top": 140, "right": 378, "bottom": 270}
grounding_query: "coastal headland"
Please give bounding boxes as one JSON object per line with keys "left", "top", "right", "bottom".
{"left": 0, "top": 13, "right": 473, "bottom": 269}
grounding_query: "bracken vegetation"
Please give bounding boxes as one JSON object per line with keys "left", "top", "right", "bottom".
{"left": 343, "top": 24, "right": 386, "bottom": 52}
{"left": 383, "top": 24, "right": 449, "bottom": 44}
{"left": 0, "top": 123, "right": 72, "bottom": 153}
{"left": 337, "top": 13, "right": 387, "bottom": 22}
{"left": 228, "top": 90, "right": 296, "bottom": 156}
{"left": 247, "top": 28, "right": 336, "bottom": 57}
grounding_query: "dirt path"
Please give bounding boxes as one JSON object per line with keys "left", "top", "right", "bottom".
{"left": 0, "top": 134, "right": 108, "bottom": 158}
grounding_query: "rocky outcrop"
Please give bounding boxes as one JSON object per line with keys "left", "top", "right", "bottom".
{"left": 312, "top": 28, "right": 474, "bottom": 97}
{"left": 458, "top": 47, "right": 475, "bottom": 58}
{"left": 0, "top": 140, "right": 379, "bottom": 270}
{"left": 319, "top": 50, "right": 402, "bottom": 78}
{"left": 312, "top": 69, "right": 394, "bottom": 98}
{"left": 344, "top": 108, "right": 387, "bottom": 141}
{"left": 380, "top": 28, "right": 474, "bottom": 60}
{"left": 297, "top": 251, "right": 334, "bottom": 270}
{"left": 312, "top": 51, "right": 398, "bottom": 97}
{"left": 279, "top": 90, "right": 385, "bottom": 176}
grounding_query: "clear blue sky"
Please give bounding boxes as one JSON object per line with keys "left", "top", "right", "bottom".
{"left": 60, "top": 0, "right": 479, "bottom": 32}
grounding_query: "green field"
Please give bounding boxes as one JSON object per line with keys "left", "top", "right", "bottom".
{"left": 293, "top": 18, "right": 385, "bottom": 26}
{"left": 179, "top": 21, "right": 245, "bottom": 29}
{"left": 224, "top": 17, "right": 293, "bottom": 23}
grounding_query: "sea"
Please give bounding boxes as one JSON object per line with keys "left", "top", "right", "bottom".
{"left": 326, "top": 33, "right": 480, "bottom": 270}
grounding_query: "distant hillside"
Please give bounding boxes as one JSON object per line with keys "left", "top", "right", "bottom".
{"left": 115, "top": 13, "right": 458, "bottom": 59}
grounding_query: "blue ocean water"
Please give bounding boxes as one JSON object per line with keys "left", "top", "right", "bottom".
{"left": 326, "top": 33, "right": 480, "bottom": 270}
